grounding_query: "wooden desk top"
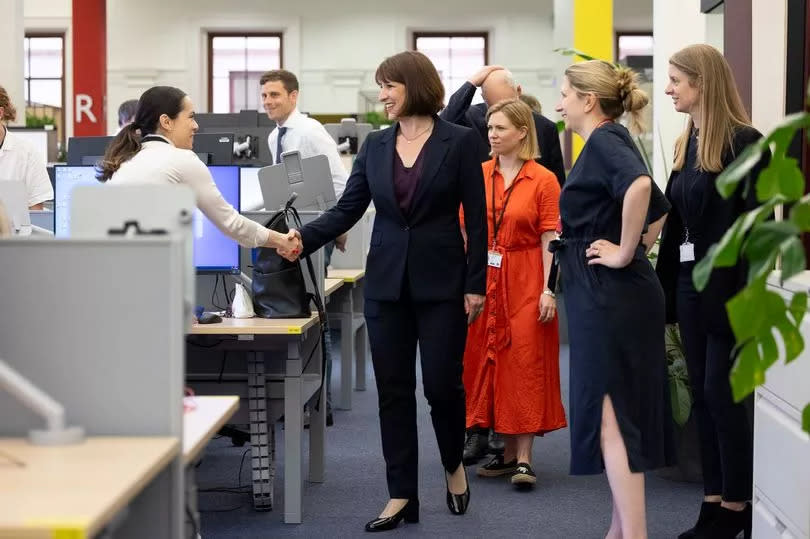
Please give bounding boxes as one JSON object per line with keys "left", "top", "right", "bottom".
{"left": 0, "top": 436, "right": 178, "bottom": 538}
{"left": 324, "top": 278, "right": 345, "bottom": 297}
{"left": 327, "top": 268, "right": 365, "bottom": 283}
{"left": 189, "top": 312, "right": 319, "bottom": 335}
{"left": 183, "top": 396, "right": 239, "bottom": 466}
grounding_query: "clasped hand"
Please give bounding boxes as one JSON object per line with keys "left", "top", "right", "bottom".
{"left": 277, "top": 229, "right": 303, "bottom": 262}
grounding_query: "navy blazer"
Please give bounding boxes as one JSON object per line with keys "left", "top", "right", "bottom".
{"left": 440, "top": 81, "right": 567, "bottom": 186}
{"left": 299, "top": 117, "right": 487, "bottom": 302}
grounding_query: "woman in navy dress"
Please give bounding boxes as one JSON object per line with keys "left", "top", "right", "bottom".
{"left": 554, "top": 60, "right": 674, "bottom": 538}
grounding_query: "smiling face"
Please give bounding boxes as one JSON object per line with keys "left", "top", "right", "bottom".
{"left": 378, "top": 80, "right": 407, "bottom": 120}
{"left": 665, "top": 64, "right": 700, "bottom": 115}
{"left": 261, "top": 80, "right": 298, "bottom": 124}
{"left": 555, "top": 76, "right": 590, "bottom": 134}
{"left": 158, "top": 96, "right": 197, "bottom": 149}
{"left": 487, "top": 110, "right": 527, "bottom": 157}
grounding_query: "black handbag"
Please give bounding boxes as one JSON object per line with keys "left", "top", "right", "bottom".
{"left": 252, "top": 197, "right": 324, "bottom": 321}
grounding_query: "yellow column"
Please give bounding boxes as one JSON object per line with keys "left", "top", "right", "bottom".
{"left": 571, "top": 0, "right": 614, "bottom": 160}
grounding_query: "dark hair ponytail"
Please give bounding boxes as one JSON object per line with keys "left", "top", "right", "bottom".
{"left": 97, "top": 86, "right": 187, "bottom": 182}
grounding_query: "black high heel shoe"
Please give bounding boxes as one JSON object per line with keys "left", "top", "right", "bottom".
{"left": 694, "top": 503, "right": 752, "bottom": 539}
{"left": 446, "top": 466, "right": 470, "bottom": 515}
{"left": 364, "top": 499, "right": 419, "bottom": 532}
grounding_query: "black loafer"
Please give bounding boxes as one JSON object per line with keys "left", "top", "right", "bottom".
{"left": 364, "top": 499, "right": 419, "bottom": 532}
{"left": 476, "top": 455, "right": 518, "bottom": 477}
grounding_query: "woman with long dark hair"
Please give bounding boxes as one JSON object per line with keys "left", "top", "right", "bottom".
{"left": 99, "top": 86, "right": 299, "bottom": 255}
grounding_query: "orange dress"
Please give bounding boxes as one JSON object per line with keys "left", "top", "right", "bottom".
{"left": 462, "top": 159, "right": 567, "bottom": 435}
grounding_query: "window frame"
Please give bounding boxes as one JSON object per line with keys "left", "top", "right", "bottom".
{"left": 23, "top": 32, "right": 66, "bottom": 147}
{"left": 207, "top": 31, "right": 284, "bottom": 113}
{"left": 412, "top": 31, "right": 489, "bottom": 97}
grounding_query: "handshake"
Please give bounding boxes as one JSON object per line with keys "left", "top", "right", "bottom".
{"left": 276, "top": 229, "right": 303, "bottom": 262}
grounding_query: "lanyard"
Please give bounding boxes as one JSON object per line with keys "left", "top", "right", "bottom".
{"left": 678, "top": 130, "right": 700, "bottom": 242}
{"left": 491, "top": 165, "right": 519, "bottom": 248}
{"left": 142, "top": 134, "right": 170, "bottom": 144}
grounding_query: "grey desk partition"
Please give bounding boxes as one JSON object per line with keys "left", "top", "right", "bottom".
{"left": 259, "top": 152, "right": 336, "bottom": 213}
{"left": 0, "top": 237, "right": 186, "bottom": 539}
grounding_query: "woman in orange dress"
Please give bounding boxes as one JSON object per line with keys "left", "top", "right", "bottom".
{"left": 462, "top": 98, "right": 567, "bottom": 489}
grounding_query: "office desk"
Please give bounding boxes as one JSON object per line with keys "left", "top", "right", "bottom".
{"left": 0, "top": 437, "right": 178, "bottom": 539}
{"left": 326, "top": 268, "right": 367, "bottom": 410}
{"left": 188, "top": 314, "right": 323, "bottom": 523}
{"left": 183, "top": 396, "right": 239, "bottom": 537}
{"left": 324, "top": 277, "right": 345, "bottom": 299}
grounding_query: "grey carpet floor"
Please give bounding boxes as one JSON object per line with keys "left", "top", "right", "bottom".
{"left": 197, "top": 339, "right": 701, "bottom": 538}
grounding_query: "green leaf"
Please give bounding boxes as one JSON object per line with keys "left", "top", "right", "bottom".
{"left": 780, "top": 237, "right": 807, "bottom": 282}
{"left": 553, "top": 47, "right": 600, "bottom": 62}
{"left": 747, "top": 251, "right": 778, "bottom": 283}
{"left": 713, "top": 218, "right": 747, "bottom": 267}
{"left": 556, "top": 120, "right": 566, "bottom": 134}
{"left": 669, "top": 378, "right": 692, "bottom": 427}
{"left": 803, "top": 403, "right": 810, "bottom": 433}
{"left": 775, "top": 158, "right": 805, "bottom": 201}
{"left": 788, "top": 292, "right": 807, "bottom": 326}
{"left": 730, "top": 341, "right": 763, "bottom": 402}
{"left": 776, "top": 319, "right": 805, "bottom": 364}
{"left": 744, "top": 221, "right": 799, "bottom": 262}
{"left": 717, "top": 141, "right": 768, "bottom": 198}
{"left": 765, "top": 112, "right": 810, "bottom": 155}
{"left": 759, "top": 331, "right": 778, "bottom": 366}
{"left": 727, "top": 282, "right": 782, "bottom": 342}
{"left": 755, "top": 165, "right": 780, "bottom": 202}
{"left": 693, "top": 244, "right": 717, "bottom": 291}
{"left": 789, "top": 201, "right": 810, "bottom": 231}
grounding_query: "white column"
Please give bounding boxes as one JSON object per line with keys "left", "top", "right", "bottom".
{"left": 751, "top": 0, "right": 787, "bottom": 132}
{"left": 0, "top": 0, "right": 25, "bottom": 126}
{"left": 652, "top": 1, "right": 710, "bottom": 186}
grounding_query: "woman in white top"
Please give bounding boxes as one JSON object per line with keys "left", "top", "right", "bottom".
{"left": 98, "top": 86, "right": 299, "bottom": 256}
{"left": 0, "top": 85, "right": 54, "bottom": 209}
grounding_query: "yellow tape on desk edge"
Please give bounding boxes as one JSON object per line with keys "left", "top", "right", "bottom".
{"left": 23, "top": 520, "right": 86, "bottom": 539}
{"left": 287, "top": 326, "right": 302, "bottom": 334}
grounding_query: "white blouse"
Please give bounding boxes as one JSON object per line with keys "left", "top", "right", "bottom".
{"left": 110, "top": 136, "right": 270, "bottom": 248}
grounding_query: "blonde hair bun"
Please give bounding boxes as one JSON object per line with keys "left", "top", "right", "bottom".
{"left": 615, "top": 66, "right": 649, "bottom": 113}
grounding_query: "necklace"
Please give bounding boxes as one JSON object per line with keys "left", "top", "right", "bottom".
{"left": 399, "top": 121, "right": 433, "bottom": 144}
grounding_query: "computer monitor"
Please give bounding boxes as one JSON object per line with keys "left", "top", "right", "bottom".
{"left": 54, "top": 166, "right": 99, "bottom": 236}
{"left": 192, "top": 133, "right": 234, "bottom": 165}
{"left": 324, "top": 118, "right": 373, "bottom": 155}
{"left": 29, "top": 210, "right": 54, "bottom": 232}
{"left": 258, "top": 152, "right": 336, "bottom": 212}
{"left": 195, "top": 165, "right": 240, "bottom": 274}
{"left": 66, "top": 136, "right": 113, "bottom": 166}
{"left": 0, "top": 180, "right": 31, "bottom": 235}
{"left": 239, "top": 167, "right": 264, "bottom": 211}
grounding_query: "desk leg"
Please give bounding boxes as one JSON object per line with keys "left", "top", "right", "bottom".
{"left": 309, "top": 366, "right": 326, "bottom": 484}
{"left": 186, "top": 464, "right": 201, "bottom": 539}
{"left": 284, "top": 342, "right": 305, "bottom": 524}
{"left": 355, "top": 318, "right": 367, "bottom": 391}
{"left": 248, "top": 352, "right": 273, "bottom": 511}
{"left": 338, "top": 312, "right": 353, "bottom": 410}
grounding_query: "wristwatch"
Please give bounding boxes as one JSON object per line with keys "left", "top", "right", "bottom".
{"left": 542, "top": 289, "right": 556, "bottom": 299}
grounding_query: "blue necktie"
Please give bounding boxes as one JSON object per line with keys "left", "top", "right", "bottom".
{"left": 275, "top": 126, "right": 288, "bottom": 164}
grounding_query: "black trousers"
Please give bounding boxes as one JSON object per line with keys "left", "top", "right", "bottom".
{"left": 677, "top": 266, "right": 753, "bottom": 502}
{"left": 364, "top": 282, "right": 467, "bottom": 499}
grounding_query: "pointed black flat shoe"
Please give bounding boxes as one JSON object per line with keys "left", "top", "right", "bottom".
{"left": 364, "top": 499, "right": 419, "bottom": 532}
{"left": 446, "top": 466, "right": 470, "bottom": 515}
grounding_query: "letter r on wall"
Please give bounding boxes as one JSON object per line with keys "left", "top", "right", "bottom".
{"left": 76, "top": 94, "right": 97, "bottom": 124}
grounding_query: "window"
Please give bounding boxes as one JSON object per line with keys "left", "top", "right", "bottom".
{"left": 24, "top": 34, "right": 65, "bottom": 146}
{"left": 414, "top": 33, "right": 488, "bottom": 105}
{"left": 208, "top": 33, "right": 282, "bottom": 113}
{"left": 616, "top": 33, "right": 654, "bottom": 81}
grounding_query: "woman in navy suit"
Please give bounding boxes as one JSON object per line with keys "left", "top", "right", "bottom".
{"left": 291, "top": 51, "right": 487, "bottom": 532}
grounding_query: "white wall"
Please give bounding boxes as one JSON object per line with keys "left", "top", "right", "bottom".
{"left": 23, "top": 0, "right": 73, "bottom": 138}
{"left": 751, "top": 0, "right": 787, "bottom": 133}
{"left": 104, "top": 0, "right": 567, "bottom": 133}
{"left": 652, "top": 1, "right": 724, "bottom": 187}
{"left": 1, "top": 0, "right": 25, "bottom": 126}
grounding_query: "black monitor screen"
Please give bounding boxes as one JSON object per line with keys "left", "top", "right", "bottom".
{"left": 67, "top": 136, "right": 113, "bottom": 166}
{"left": 195, "top": 165, "right": 240, "bottom": 274}
{"left": 192, "top": 133, "right": 234, "bottom": 165}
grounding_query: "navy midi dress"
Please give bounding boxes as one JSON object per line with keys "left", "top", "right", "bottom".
{"left": 559, "top": 123, "right": 675, "bottom": 475}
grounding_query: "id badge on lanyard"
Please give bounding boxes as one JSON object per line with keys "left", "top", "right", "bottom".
{"left": 680, "top": 228, "right": 695, "bottom": 262}
{"left": 488, "top": 249, "right": 503, "bottom": 268}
